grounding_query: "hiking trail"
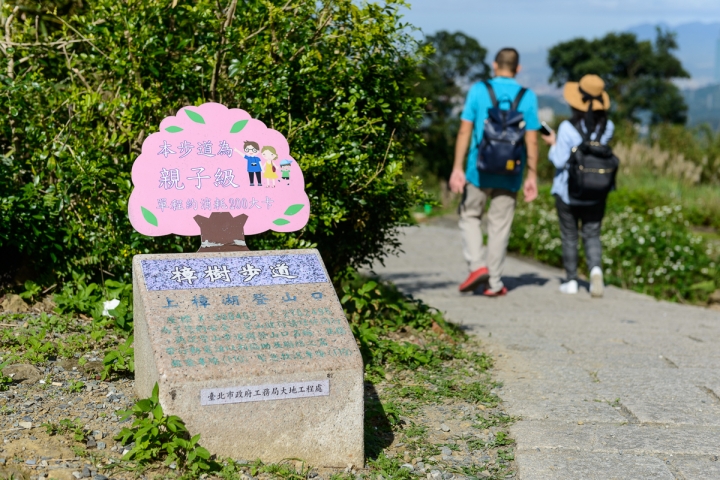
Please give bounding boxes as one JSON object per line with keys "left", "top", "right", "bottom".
{"left": 372, "top": 220, "right": 720, "bottom": 480}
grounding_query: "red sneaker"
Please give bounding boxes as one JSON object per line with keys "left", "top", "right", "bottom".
{"left": 459, "top": 267, "right": 490, "bottom": 293}
{"left": 483, "top": 286, "right": 508, "bottom": 297}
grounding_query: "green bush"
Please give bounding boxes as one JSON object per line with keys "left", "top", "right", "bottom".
{"left": 340, "top": 271, "right": 463, "bottom": 380}
{"left": 510, "top": 187, "right": 719, "bottom": 303}
{"left": 117, "top": 383, "right": 218, "bottom": 475}
{"left": 0, "top": 0, "right": 426, "bottom": 284}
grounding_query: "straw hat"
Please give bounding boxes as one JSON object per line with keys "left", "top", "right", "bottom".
{"left": 563, "top": 74, "right": 610, "bottom": 111}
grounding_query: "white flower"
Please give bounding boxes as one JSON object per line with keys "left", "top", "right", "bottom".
{"left": 102, "top": 299, "right": 121, "bottom": 317}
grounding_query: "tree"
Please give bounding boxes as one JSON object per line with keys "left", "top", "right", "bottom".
{"left": 548, "top": 28, "right": 689, "bottom": 124}
{"left": 414, "top": 31, "right": 490, "bottom": 184}
{"left": 0, "top": 0, "right": 427, "bottom": 283}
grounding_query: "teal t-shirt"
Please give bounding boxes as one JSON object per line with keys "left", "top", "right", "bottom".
{"left": 461, "top": 77, "right": 540, "bottom": 191}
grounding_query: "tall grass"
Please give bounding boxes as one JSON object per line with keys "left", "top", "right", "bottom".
{"left": 614, "top": 121, "right": 720, "bottom": 185}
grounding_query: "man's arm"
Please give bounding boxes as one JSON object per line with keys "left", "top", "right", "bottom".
{"left": 523, "top": 129, "right": 538, "bottom": 202}
{"left": 449, "top": 120, "right": 474, "bottom": 194}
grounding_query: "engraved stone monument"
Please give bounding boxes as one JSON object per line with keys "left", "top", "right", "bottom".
{"left": 128, "top": 104, "right": 363, "bottom": 466}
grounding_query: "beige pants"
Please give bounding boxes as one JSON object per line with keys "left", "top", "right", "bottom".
{"left": 458, "top": 183, "right": 517, "bottom": 291}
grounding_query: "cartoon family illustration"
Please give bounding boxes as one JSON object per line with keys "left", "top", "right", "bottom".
{"left": 235, "top": 141, "right": 292, "bottom": 187}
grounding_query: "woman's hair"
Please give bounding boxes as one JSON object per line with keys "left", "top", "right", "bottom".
{"left": 261, "top": 145, "right": 277, "bottom": 158}
{"left": 570, "top": 107, "right": 607, "bottom": 138}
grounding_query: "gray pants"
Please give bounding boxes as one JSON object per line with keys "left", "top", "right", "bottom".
{"left": 459, "top": 184, "right": 517, "bottom": 291}
{"left": 555, "top": 196, "right": 605, "bottom": 281}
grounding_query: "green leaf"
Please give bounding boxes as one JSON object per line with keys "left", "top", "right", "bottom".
{"left": 136, "top": 399, "right": 153, "bottom": 412}
{"left": 152, "top": 404, "right": 164, "bottom": 420}
{"left": 283, "top": 204, "right": 305, "bottom": 216}
{"left": 195, "top": 447, "right": 211, "bottom": 459}
{"left": 230, "top": 119, "right": 248, "bottom": 133}
{"left": 151, "top": 383, "right": 160, "bottom": 402}
{"left": 165, "top": 126, "right": 183, "bottom": 133}
{"left": 141, "top": 207, "right": 158, "bottom": 227}
{"left": 273, "top": 218, "right": 290, "bottom": 226}
{"left": 690, "top": 280, "right": 715, "bottom": 291}
{"left": 360, "top": 281, "right": 378, "bottom": 294}
{"left": 184, "top": 109, "right": 206, "bottom": 124}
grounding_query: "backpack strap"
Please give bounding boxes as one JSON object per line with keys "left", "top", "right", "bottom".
{"left": 483, "top": 81, "right": 498, "bottom": 108}
{"left": 595, "top": 118, "right": 608, "bottom": 142}
{"left": 511, "top": 87, "right": 527, "bottom": 111}
{"left": 570, "top": 120, "right": 590, "bottom": 142}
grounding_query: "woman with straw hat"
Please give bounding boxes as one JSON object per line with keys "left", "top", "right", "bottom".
{"left": 541, "top": 74, "right": 614, "bottom": 297}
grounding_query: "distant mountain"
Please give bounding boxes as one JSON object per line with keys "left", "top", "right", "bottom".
{"left": 684, "top": 83, "right": 720, "bottom": 130}
{"left": 515, "top": 50, "right": 556, "bottom": 96}
{"left": 538, "top": 95, "right": 570, "bottom": 119}
{"left": 627, "top": 22, "right": 720, "bottom": 88}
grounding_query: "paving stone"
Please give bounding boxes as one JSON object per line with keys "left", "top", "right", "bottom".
{"left": 515, "top": 451, "right": 675, "bottom": 479}
{"left": 671, "top": 456, "right": 720, "bottom": 479}
{"left": 513, "top": 422, "right": 720, "bottom": 455}
{"left": 596, "top": 368, "right": 720, "bottom": 426}
{"left": 373, "top": 224, "right": 720, "bottom": 478}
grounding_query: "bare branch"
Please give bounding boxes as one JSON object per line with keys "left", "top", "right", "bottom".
{"left": 0, "top": 38, "right": 85, "bottom": 47}
{"left": 51, "top": 13, "right": 110, "bottom": 60}
{"left": 5, "top": 6, "right": 19, "bottom": 79}
{"left": 210, "top": 0, "right": 238, "bottom": 102}
{"left": 350, "top": 128, "right": 395, "bottom": 193}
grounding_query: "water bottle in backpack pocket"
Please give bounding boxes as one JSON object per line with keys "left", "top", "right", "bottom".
{"left": 566, "top": 125, "right": 620, "bottom": 202}
{"left": 476, "top": 81, "right": 527, "bottom": 176}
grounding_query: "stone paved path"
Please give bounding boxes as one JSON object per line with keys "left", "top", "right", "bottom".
{"left": 371, "top": 221, "right": 720, "bottom": 480}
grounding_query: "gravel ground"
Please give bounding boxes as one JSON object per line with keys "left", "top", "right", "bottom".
{"left": 0, "top": 294, "right": 514, "bottom": 479}
{"left": 0, "top": 345, "right": 514, "bottom": 480}
{"left": 0, "top": 357, "right": 135, "bottom": 480}
{"left": 357, "top": 337, "right": 516, "bottom": 480}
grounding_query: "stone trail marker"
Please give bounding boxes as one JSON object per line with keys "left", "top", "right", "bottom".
{"left": 129, "top": 104, "right": 363, "bottom": 466}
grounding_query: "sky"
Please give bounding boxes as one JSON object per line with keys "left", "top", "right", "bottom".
{"left": 400, "top": 0, "right": 720, "bottom": 55}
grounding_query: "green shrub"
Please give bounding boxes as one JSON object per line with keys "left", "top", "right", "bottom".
{"left": 340, "top": 272, "right": 463, "bottom": 380}
{"left": 510, "top": 186, "right": 719, "bottom": 303}
{"left": 101, "top": 335, "right": 135, "bottom": 380}
{"left": 42, "top": 418, "right": 86, "bottom": 442}
{"left": 0, "top": 0, "right": 426, "bottom": 284}
{"left": 116, "top": 383, "right": 218, "bottom": 475}
{"left": 54, "top": 276, "right": 133, "bottom": 332}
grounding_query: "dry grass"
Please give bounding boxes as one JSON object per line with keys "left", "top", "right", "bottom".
{"left": 614, "top": 142, "right": 707, "bottom": 184}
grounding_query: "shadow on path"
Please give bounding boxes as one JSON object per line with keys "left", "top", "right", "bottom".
{"left": 374, "top": 271, "right": 457, "bottom": 296}
{"left": 364, "top": 383, "right": 394, "bottom": 460}
{"left": 377, "top": 271, "right": 551, "bottom": 296}
{"left": 466, "top": 272, "right": 550, "bottom": 294}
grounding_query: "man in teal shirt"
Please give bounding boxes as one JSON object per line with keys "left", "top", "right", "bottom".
{"left": 449, "top": 48, "right": 540, "bottom": 296}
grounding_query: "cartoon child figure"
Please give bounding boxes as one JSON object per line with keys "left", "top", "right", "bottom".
{"left": 242, "top": 141, "right": 262, "bottom": 186}
{"left": 260, "top": 146, "right": 279, "bottom": 188}
{"left": 280, "top": 160, "right": 291, "bottom": 185}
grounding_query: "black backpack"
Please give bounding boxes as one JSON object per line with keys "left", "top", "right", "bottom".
{"left": 566, "top": 122, "right": 620, "bottom": 202}
{"left": 476, "top": 81, "right": 527, "bottom": 176}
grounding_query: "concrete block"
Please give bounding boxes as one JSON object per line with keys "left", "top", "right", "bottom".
{"left": 133, "top": 249, "right": 363, "bottom": 466}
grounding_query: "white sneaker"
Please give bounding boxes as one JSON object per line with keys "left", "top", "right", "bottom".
{"left": 559, "top": 279, "right": 578, "bottom": 294}
{"left": 590, "top": 266, "right": 604, "bottom": 298}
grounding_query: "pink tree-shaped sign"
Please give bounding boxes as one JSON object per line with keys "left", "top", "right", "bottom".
{"left": 128, "top": 103, "right": 310, "bottom": 251}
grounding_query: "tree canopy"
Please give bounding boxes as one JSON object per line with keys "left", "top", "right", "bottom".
{"left": 0, "top": 0, "right": 426, "bottom": 283}
{"left": 548, "top": 28, "right": 689, "bottom": 124}
{"left": 414, "top": 31, "right": 490, "bottom": 183}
